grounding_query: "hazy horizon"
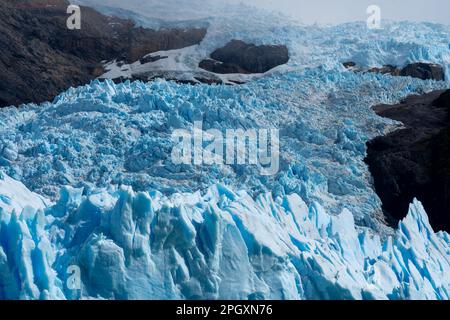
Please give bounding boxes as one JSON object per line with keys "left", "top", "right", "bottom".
{"left": 76, "top": 0, "right": 450, "bottom": 25}
{"left": 230, "top": 0, "right": 449, "bottom": 25}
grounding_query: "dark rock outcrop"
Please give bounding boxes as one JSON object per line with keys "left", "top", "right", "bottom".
{"left": 365, "top": 89, "right": 450, "bottom": 232}
{"left": 199, "top": 59, "right": 248, "bottom": 74}
{"left": 139, "top": 55, "right": 168, "bottom": 65}
{"left": 0, "top": 0, "right": 206, "bottom": 107}
{"left": 343, "top": 61, "right": 356, "bottom": 69}
{"left": 368, "top": 65, "right": 401, "bottom": 76}
{"left": 344, "top": 61, "right": 445, "bottom": 81}
{"left": 433, "top": 89, "right": 450, "bottom": 110}
{"left": 199, "top": 40, "right": 289, "bottom": 74}
{"left": 400, "top": 63, "right": 446, "bottom": 81}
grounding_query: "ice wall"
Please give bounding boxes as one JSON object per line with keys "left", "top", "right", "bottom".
{"left": 0, "top": 172, "right": 448, "bottom": 300}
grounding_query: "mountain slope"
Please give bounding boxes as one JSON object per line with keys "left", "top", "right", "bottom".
{"left": 0, "top": 0, "right": 206, "bottom": 107}
{"left": 366, "top": 89, "right": 450, "bottom": 232}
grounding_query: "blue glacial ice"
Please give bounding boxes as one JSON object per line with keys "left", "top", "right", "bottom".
{"left": 0, "top": 19, "right": 449, "bottom": 299}
{"left": 0, "top": 172, "right": 449, "bottom": 299}
{"left": 0, "top": 70, "right": 446, "bottom": 228}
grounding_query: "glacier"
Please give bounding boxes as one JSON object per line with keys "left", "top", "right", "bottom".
{"left": 0, "top": 71, "right": 449, "bottom": 299}
{"left": 0, "top": 171, "right": 449, "bottom": 299}
{"left": 0, "top": 71, "right": 447, "bottom": 229}
{"left": 77, "top": 1, "right": 450, "bottom": 80}
{"left": 1, "top": 5, "right": 450, "bottom": 299}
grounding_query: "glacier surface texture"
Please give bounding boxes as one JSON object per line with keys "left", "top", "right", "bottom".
{"left": 0, "top": 172, "right": 449, "bottom": 299}
{"left": 0, "top": 13, "right": 449, "bottom": 299}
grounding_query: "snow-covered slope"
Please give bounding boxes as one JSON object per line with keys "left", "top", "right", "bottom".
{"left": 102, "top": 23, "right": 450, "bottom": 85}
{"left": 75, "top": 0, "right": 450, "bottom": 83}
{"left": 76, "top": 0, "right": 450, "bottom": 85}
{"left": 100, "top": 45, "right": 268, "bottom": 85}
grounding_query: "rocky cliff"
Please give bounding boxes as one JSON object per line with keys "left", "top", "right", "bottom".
{"left": 366, "top": 89, "right": 450, "bottom": 232}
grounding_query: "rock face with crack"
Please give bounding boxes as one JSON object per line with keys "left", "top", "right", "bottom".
{"left": 365, "top": 89, "right": 450, "bottom": 232}
{"left": 199, "top": 40, "right": 289, "bottom": 74}
{"left": 0, "top": 0, "right": 206, "bottom": 107}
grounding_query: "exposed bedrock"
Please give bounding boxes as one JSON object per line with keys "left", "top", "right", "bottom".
{"left": 365, "top": 89, "right": 450, "bottom": 232}
{"left": 400, "top": 63, "right": 446, "bottom": 81}
{"left": 0, "top": 0, "right": 206, "bottom": 107}
{"left": 343, "top": 61, "right": 445, "bottom": 81}
{"left": 199, "top": 40, "right": 289, "bottom": 74}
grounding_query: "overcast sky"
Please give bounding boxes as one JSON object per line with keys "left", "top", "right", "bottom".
{"left": 232, "top": 0, "right": 450, "bottom": 24}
